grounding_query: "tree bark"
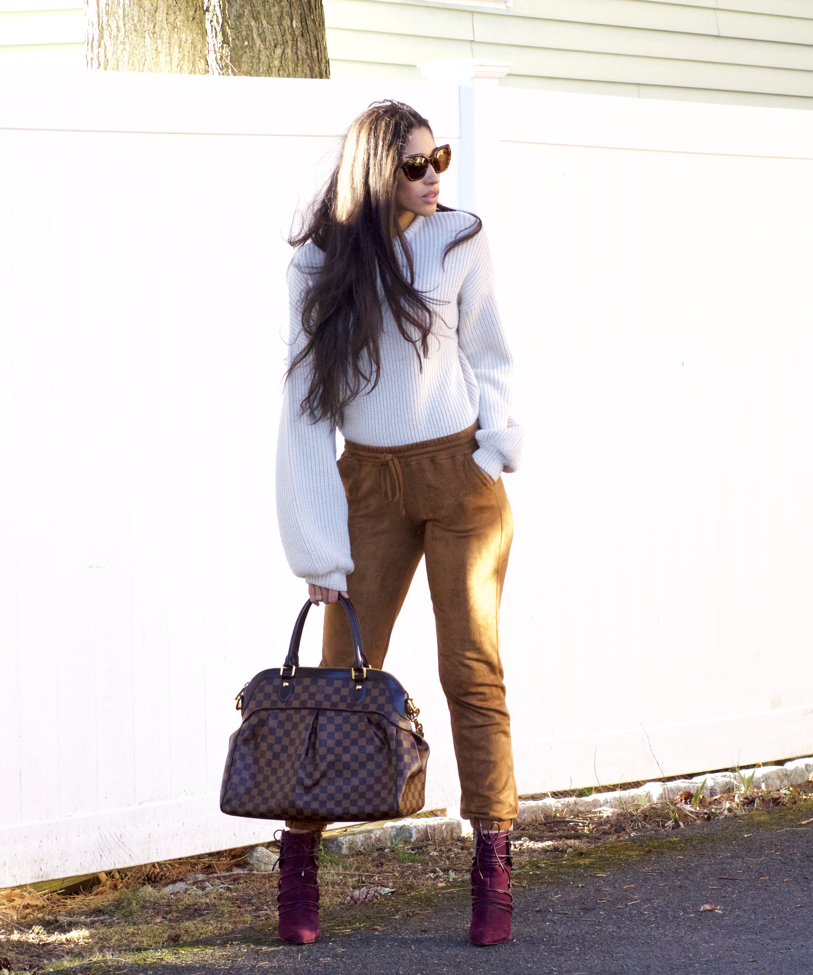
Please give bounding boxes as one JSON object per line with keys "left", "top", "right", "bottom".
{"left": 207, "top": 0, "right": 329, "bottom": 77}
{"left": 86, "top": 0, "right": 329, "bottom": 78}
{"left": 86, "top": 0, "right": 208, "bottom": 73}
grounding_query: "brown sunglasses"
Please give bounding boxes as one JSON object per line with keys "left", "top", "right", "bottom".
{"left": 401, "top": 144, "right": 452, "bottom": 181}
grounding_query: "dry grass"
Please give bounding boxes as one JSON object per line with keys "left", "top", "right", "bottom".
{"left": 0, "top": 840, "right": 471, "bottom": 973}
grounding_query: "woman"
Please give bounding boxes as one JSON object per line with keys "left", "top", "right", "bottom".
{"left": 276, "top": 100, "right": 523, "bottom": 946}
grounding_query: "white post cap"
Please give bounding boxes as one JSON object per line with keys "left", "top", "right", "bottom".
{"left": 418, "top": 58, "right": 512, "bottom": 85}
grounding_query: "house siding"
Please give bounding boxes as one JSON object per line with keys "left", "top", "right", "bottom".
{"left": 0, "top": 2, "right": 83, "bottom": 69}
{"left": 1, "top": 0, "right": 812, "bottom": 109}
{"left": 325, "top": 0, "right": 813, "bottom": 109}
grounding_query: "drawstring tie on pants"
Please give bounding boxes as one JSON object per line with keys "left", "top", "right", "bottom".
{"left": 378, "top": 453, "right": 406, "bottom": 516}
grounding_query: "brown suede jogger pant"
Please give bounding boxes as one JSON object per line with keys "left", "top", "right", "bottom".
{"left": 288, "top": 423, "right": 518, "bottom": 832}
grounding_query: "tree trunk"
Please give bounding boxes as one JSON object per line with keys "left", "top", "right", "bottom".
{"left": 207, "top": 0, "right": 329, "bottom": 77}
{"left": 86, "top": 0, "right": 330, "bottom": 78}
{"left": 86, "top": 0, "right": 208, "bottom": 73}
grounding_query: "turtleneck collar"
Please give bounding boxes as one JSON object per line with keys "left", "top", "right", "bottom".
{"left": 400, "top": 214, "right": 425, "bottom": 242}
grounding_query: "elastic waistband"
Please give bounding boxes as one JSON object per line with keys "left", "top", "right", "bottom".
{"left": 344, "top": 422, "right": 478, "bottom": 462}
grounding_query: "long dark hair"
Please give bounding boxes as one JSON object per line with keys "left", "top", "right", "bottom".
{"left": 288, "top": 99, "right": 481, "bottom": 424}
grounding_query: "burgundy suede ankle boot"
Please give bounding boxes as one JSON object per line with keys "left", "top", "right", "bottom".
{"left": 469, "top": 828, "right": 513, "bottom": 946}
{"left": 277, "top": 830, "right": 321, "bottom": 944}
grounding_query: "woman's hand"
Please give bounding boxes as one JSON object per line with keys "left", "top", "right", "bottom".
{"left": 308, "top": 584, "right": 349, "bottom": 605}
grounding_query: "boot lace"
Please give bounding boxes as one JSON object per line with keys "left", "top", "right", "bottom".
{"left": 273, "top": 829, "right": 319, "bottom": 877}
{"left": 471, "top": 829, "right": 512, "bottom": 914}
{"left": 473, "top": 829, "right": 511, "bottom": 880}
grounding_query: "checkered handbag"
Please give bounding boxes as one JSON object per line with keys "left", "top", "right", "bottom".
{"left": 220, "top": 595, "right": 429, "bottom": 822}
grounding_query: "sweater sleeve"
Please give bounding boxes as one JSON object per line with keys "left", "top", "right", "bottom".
{"left": 275, "top": 261, "right": 354, "bottom": 591}
{"left": 456, "top": 228, "right": 524, "bottom": 480}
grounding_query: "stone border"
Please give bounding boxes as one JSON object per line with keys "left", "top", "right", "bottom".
{"left": 320, "top": 757, "right": 813, "bottom": 855}
{"left": 516, "top": 756, "right": 813, "bottom": 824}
{"left": 322, "top": 816, "right": 463, "bottom": 855}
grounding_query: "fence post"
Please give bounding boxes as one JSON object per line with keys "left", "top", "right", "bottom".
{"left": 418, "top": 58, "right": 511, "bottom": 237}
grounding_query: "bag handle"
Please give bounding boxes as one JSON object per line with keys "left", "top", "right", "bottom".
{"left": 282, "top": 593, "right": 370, "bottom": 676}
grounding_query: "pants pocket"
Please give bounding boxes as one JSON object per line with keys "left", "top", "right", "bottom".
{"left": 467, "top": 454, "right": 495, "bottom": 489}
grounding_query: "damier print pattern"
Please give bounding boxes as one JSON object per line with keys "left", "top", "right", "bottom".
{"left": 220, "top": 670, "right": 429, "bottom": 822}
{"left": 243, "top": 671, "right": 413, "bottom": 731}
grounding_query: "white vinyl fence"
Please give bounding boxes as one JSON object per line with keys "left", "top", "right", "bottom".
{"left": 1, "top": 65, "right": 812, "bottom": 887}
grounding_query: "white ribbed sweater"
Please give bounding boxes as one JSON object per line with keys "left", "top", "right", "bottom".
{"left": 276, "top": 210, "right": 523, "bottom": 591}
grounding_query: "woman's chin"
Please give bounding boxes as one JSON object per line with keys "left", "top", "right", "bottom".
{"left": 397, "top": 201, "right": 438, "bottom": 230}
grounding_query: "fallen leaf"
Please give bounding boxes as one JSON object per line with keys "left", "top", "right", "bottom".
{"left": 0, "top": 889, "right": 46, "bottom": 908}
{"left": 700, "top": 903, "right": 717, "bottom": 912}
